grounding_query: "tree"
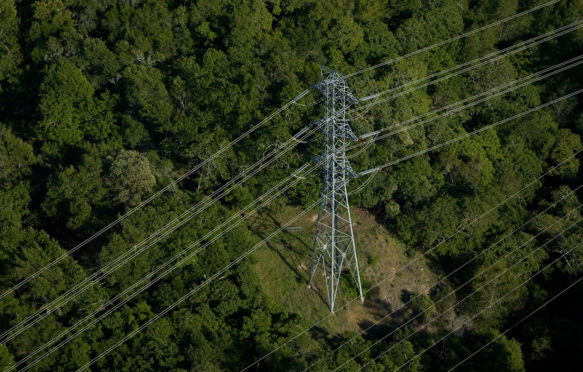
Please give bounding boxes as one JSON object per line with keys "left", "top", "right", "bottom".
{"left": 108, "top": 150, "right": 156, "bottom": 207}
{"left": 0, "top": 344, "right": 14, "bottom": 370}
{"left": 38, "top": 61, "right": 116, "bottom": 145}
{"left": 42, "top": 152, "right": 107, "bottom": 230}
{"left": 471, "top": 330, "right": 525, "bottom": 372}
{"left": 28, "top": 0, "right": 79, "bottom": 63}
{"left": 121, "top": 64, "right": 173, "bottom": 130}
{"left": 0, "top": 0, "right": 22, "bottom": 91}
{"left": 0, "top": 125, "right": 37, "bottom": 187}
{"left": 549, "top": 128, "right": 582, "bottom": 179}
{"left": 409, "top": 291, "right": 436, "bottom": 321}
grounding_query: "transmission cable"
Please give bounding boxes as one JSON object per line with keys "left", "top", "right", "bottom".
{"left": 13, "top": 161, "right": 321, "bottom": 371}
{"left": 350, "top": 54, "right": 583, "bottom": 148}
{"left": 348, "top": 20, "right": 583, "bottom": 129}
{"left": 364, "top": 88, "right": 583, "bottom": 174}
{"left": 1, "top": 113, "right": 322, "bottom": 343}
{"left": 0, "top": 88, "right": 311, "bottom": 302}
{"left": 348, "top": 0, "right": 561, "bottom": 77}
{"left": 366, "top": 239, "right": 583, "bottom": 371}
{"left": 13, "top": 123, "right": 356, "bottom": 368}
{"left": 19, "top": 91, "right": 563, "bottom": 368}
{"left": 342, "top": 26, "right": 583, "bottom": 145}
{"left": 3, "top": 90, "right": 360, "bottom": 345}
{"left": 334, "top": 204, "right": 583, "bottom": 370}
{"left": 358, "top": 20, "right": 582, "bottom": 102}
{"left": 307, "top": 184, "right": 583, "bottom": 370}
{"left": 240, "top": 104, "right": 583, "bottom": 372}
{"left": 448, "top": 277, "right": 583, "bottom": 371}
{"left": 72, "top": 198, "right": 324, "bottom": 372}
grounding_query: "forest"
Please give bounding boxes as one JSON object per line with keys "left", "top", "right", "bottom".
{"left": 0, "top": 0, "right": 582, "bottom": 371}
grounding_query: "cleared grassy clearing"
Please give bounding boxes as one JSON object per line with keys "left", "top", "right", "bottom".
{"left": 248, "top": 205, "right": 438, "bottom": 335}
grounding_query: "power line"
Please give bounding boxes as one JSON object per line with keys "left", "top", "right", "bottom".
{"left": 365, "top": 88, "right": 583, "bottom": 173}
{"left": 306, "top": 184, "right": 583, "bottom": 370}
{"left": 352, "top": 54, "right": 583, "bottom": 147}
{"left": 343, "top": 31, "right": 583, "bottom": 160}
{"left": 379, "top": 240, "right": 583, "bottom": 371}
{"left": 14, "top": 7, "right": 580, "bottom": 362}
{"left": 2, "top": 0, "right": 575, "bottom": 368}
{"left": 0, "top": 88, "right": 311, "bottom": 302}
{"left": 347, "top": 0, "right": 562, "bottom": 77}
{"left": 14, "top": 162, "right": 320, "bottom": 371}
{"left": 5, "top": 82, "right": 360, "bottom": 350}
{"left": 25, "top": 91, "right": 576, "bottom": 368}
{"left": 448, "top": 277, "right": 583, "bottom": 371}
{"left": 348, "top": 21, "right": 583, "bottom": 131}
{"left": 360, "top": 221, "right": 583, "bottom": 370}
{"left": 1, "top": 114, "right": 321, "bottom": 344}
{"left": 13, "top": 116, "right": 357, "bottom": 368}
{"left": 19, "top": 112, "right": 370, "bottom": 367}
{"left": 240, "top": 129, "right": 583, "bottom": 372}
{"left": 358, "top": 19, "right": 583, "bottom": 101}
{"left": 335, "top": 205, "right": 583, "bottom": 370}
{"left": 16, "top": 105, "right": 372, "bottom": 367}
{"left": 73, "top": 198, "right": 323, "bottom": 372}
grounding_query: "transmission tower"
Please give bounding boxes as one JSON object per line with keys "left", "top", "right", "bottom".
{"left": 308, "top": 68, "right": 364, "bottom": 313}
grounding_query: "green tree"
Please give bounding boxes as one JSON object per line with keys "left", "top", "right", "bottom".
{"left": 42, "top": 152, "right": 107, "bottom": 230}
{"left": 109, "top": 150, "right": 156, "bottom": 207}
{"left": 0, "top": 125, "right": 37, "bottom": 187}
{"left": 0, "top": 0, "right": 22, "bottom": 91}
{"left": 549, "top": 128, "right": 582, "bottom": 179}
{"left": 409, "top": 291, "right": 436, "bottom": 321}
{"left": 38, "top": 61, "right": 115, "bottom": 145}
{"left": 0, "top": 344, "right": 14, "bottom": 370}
{"left": 28, "top": 0, "right": 79, "bottom": 63}
{"left": 122, "top": 64, "right": 173, "bottom": 130}
{"left": 475, "top": 330, "right": 525, "bottom": 372}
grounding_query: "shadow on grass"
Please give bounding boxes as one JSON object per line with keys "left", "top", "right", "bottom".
{"left": 245, "top": 208, "right": 329, "bottom": 308}
{"left": 357, "top": 292, "right": 428, "bottom": 342}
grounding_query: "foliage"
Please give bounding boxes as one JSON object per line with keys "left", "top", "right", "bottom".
{"left": 0, "top": 0, "right": 581, "bottom": 371}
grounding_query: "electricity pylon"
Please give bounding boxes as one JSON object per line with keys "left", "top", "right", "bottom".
{"left": 308, "top": 68, "right": 364, "bottom": 313}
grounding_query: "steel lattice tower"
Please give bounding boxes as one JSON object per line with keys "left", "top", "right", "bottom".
{"left": 308, "top": 68, "right": 364, "bottom": 312}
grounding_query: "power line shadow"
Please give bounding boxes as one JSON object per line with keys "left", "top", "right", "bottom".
{"left": 246, "top": 209, "right": 329, "bottom": 306}
{"left": 245, "top": 212, "right": 308, "bottom": 282}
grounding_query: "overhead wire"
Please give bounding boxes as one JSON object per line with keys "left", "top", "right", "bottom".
{"left": 371, "top": 239, "right": 583, "bottom": 371}
{"left": 341, "top": 26, "right": 583, "bottom": 152}
{"left": 448, "top": 277, "right": 583, "bottom": 371}
{"left": 13, "top": 115, "right": 356, "bottom": 369}
{"left": 24, "top": 88, "right": 580, "bottom": 370}
{"left": 334, "top": 204, "right": 583, "bottom": 370}
{"left": 346, "top": 169, "right": 380, "bottom": 196}
{"left": 365, "top": 88, "right": 583, "bottom": 173}
{"left": 350, "top": 53, "right": 583, "bottom": 148}
{"left": 1, "top": 110, "right": 324, "bottom": 344}
{"left": 306, "top": 183, "right": 583, "bottom": 370}
{"left": 10, "top": 1, "right": 577, "bottom": 365}
{"left": 73, "top": 198, "right": 324, "bottom": 372}
{"left": 0, "top": 88, "right": 311, "bottom": 302}
{"left": 240, "top": 114, "right": 583, "bottom": 372}
{"left": 258, "top": 5, "right": 579, "bottom": 370}
{"left": 358, "top": 20, "right": 583, "bottom": 102}
{"left": 13, "top": 161, "right": 321, "bottom": 371}
{"left": 348, "top": 19, "right": 583, "bottom": 129}
{"left": 24, "top": 121, "right": 370, "bottom": 368}
{"left": 347, "top": 0, "right": 562, "bottom": 77}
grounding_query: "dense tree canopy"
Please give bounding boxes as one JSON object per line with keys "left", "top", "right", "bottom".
{"left": 0, "top": 0, "right": 582, "bottom": 371}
